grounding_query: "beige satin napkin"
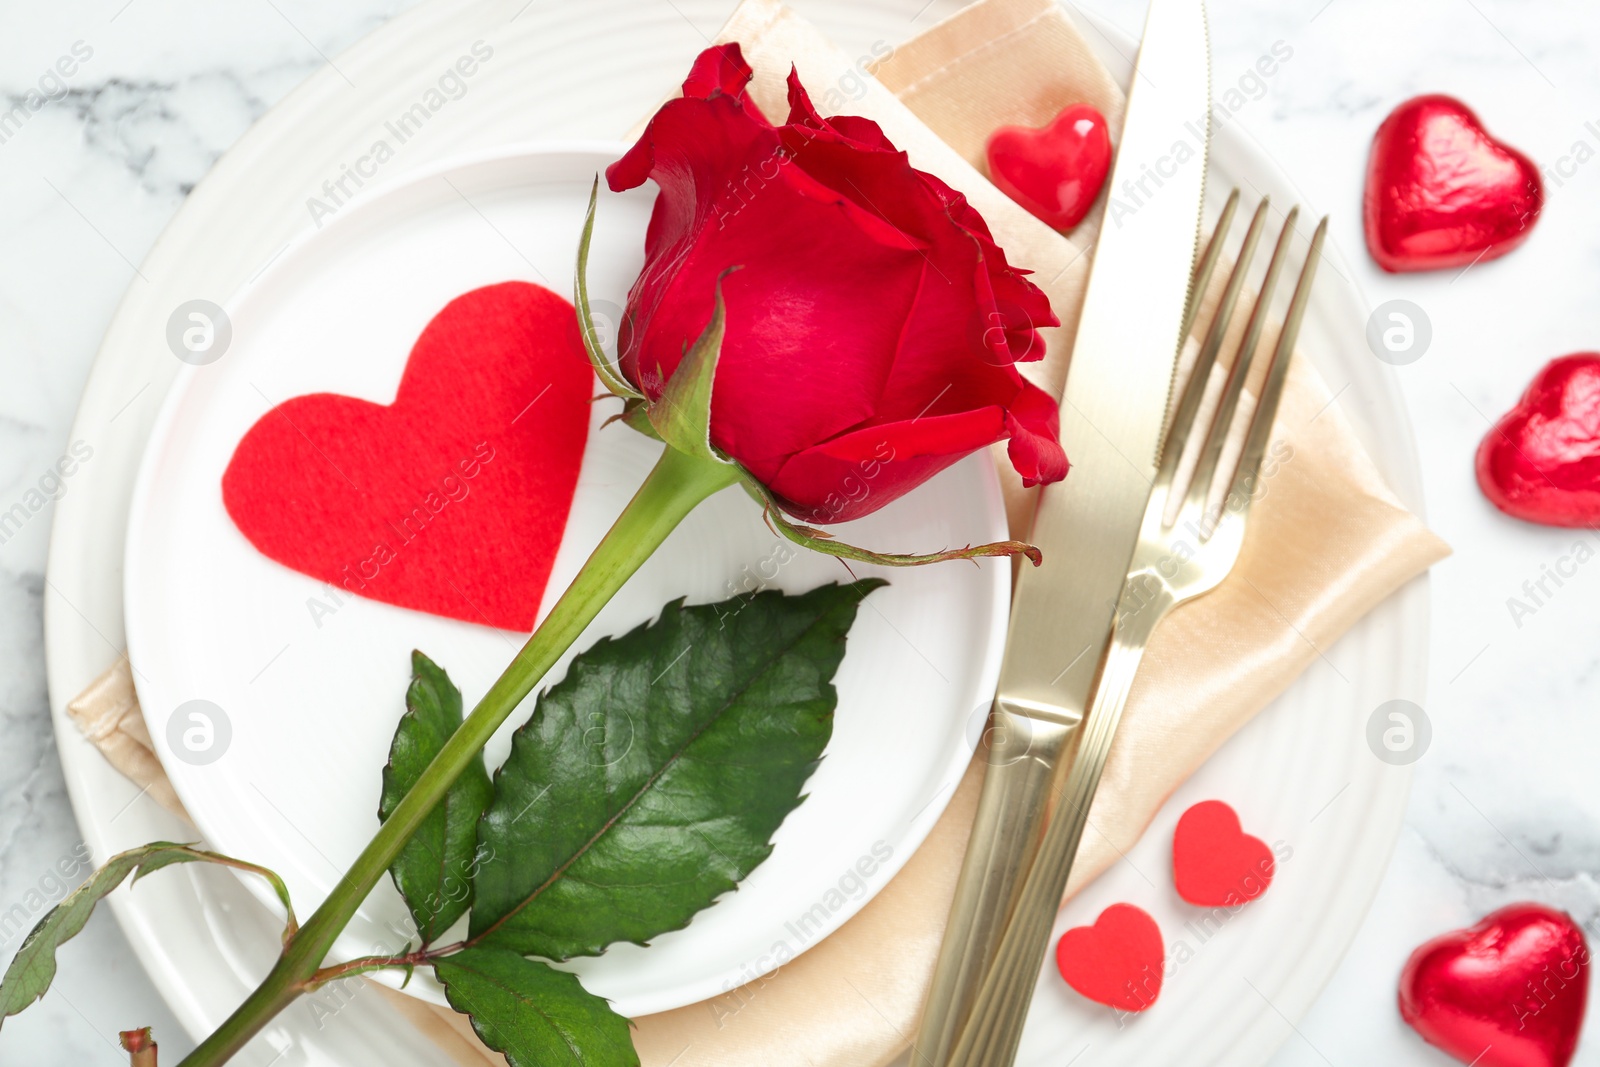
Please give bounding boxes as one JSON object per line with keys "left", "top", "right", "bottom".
{"left": 69, "top": 1, "right": 1449, "bottom": 1064}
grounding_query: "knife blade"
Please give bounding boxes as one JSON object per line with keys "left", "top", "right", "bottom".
{"left": 912, "top": 2, "right": 1210, "bottom": 1061}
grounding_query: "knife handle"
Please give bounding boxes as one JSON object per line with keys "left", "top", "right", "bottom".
{"left": 950, "top": 601, "right": 1167, "bottom": 1066}
{"left": 911, "top": 696, "right": 1084, "bottom": 1064}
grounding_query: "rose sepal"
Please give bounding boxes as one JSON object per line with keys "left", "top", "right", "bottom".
{"left": 601, "top": 396, "right": 662, "bottom": 441}
{"left": 577, "top": 178, "right": 644, "bottom": 401}
{"left": 644, "top": 273, "right": 738, "bottom": 467}
{"left": 738, "top": 476, "right": 1043, "bottom": 569}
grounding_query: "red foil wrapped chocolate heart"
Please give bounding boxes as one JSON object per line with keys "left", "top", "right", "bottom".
{"left": 1364, "top": 94, "right": 1542, "bottom": 272}
{"left": 985, "top": 103, "right": 1112, "bottom": 231}
{"left": 1477, "top": 354, "right": 1600, "bottom": 526}
{"left": 1399, "top": 903, "right": 1589, "bottom": 1067}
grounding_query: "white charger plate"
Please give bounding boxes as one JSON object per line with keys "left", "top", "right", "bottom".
{"left": 43, "top": 1, "right": 1430, "bottom": 1064}
{"left": 121, "top": 143, "right": 1011, "bottom": 1018}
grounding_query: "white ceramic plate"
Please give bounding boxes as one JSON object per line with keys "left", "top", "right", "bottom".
{"left": 120, "top": 143, "right": 1011, "bottom": 1018}
{"left": 44, "top": 1, "right": 1429, "bottom": 1064}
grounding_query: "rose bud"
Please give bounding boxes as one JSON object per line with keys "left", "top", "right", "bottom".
{"left": 604, "top": 43, "right": 1068, "bottom": 526}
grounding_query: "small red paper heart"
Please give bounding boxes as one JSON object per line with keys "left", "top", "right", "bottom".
{"left": 986, "top": 104, "right": 1112, "bottom": 231}
{"left": 1477, "top": 354, "right": 1600, "bottom": 527}
{"left": 1399, "top": 903, "right": 1589, "bottom": 1067}
{"left": 1364, "top": 94, "right": 1542, "bottom": 273}
{"left": 1055, "top": 903, "right": 1164, "bottom": 1012}
{"left": 1171, "top": 800, "right": 1275, "bottom": 907}
{"left": 222, "top": 281, "right": 594, "bottom": 631}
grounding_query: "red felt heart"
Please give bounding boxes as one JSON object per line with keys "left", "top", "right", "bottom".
{"left": 986, "top": 104, "right": 1112, "bottom": 231}
{"left": 1477, "top": 354, "right": 1600, "bottom": 527}
{"left": 1055, "top": 903, "right": 1164, "bottom": 1013}
{"left": 1364, "top": 94, "right": 1542, "bottom": 273}
{"left": 1399, "top": 903, "right": 1589, "bottom": 1067}
{"left": 222, "top": 281, "right": 594, "bottom": 631}
{"left": 1171, "top": 800, "right": 1275, "bottom": 907}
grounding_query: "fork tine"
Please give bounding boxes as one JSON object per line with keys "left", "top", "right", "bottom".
{"left": 1154, "top": 196, "right": 1272, "bottom": 489}
{"left": 1182, "top": 205, "right": 1299, "bottom": 526}
{"left": 1227, "top": 216, "right": 1328, "bottom": 509}
{"left": 1180, "top": 188, "right": 1240, "bottom": 343}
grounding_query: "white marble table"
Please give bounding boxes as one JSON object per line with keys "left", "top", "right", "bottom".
{"left": 2, "top": 0, "right": 1596, "bottom": 1063}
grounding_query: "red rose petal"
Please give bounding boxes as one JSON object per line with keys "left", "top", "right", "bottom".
{"left": 684, "top": 42, "right": 754, "bottom": 101}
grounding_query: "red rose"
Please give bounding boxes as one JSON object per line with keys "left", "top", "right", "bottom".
{"left": 606, "top": 44, "right": 1067, "bottom": 524}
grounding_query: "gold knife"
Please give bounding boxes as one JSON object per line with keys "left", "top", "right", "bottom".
{"left": 912, "top": 2, "right": 1211, "bottom": 1061}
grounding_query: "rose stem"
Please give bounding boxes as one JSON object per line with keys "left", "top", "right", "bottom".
{"left": 176, "top": 446, "right": 738, "bottom": 1067}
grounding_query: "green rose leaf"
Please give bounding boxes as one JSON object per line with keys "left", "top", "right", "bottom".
{"left": 470, "top": 580, "right": 886, "bottom": 959}
{"left": 434, "top": 947, "right": 636, "bottom": 1067}
{"left": 0, "top": 843, "right": 294, "bottom": 1022}
{"left": 380, "top": 651, "right": 495, "bottom": 946}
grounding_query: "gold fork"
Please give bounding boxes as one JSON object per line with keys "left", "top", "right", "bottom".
{"left": 942, "top": 191, "right": 1329, "bottom": 1066}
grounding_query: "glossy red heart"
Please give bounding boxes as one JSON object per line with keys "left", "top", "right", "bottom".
{"left": 1476, "top": 354, "right": 1600, "bottom": 526}
{"left": 222, "top": 281, "right": 594, "bottom": 631}
{"left": 1171, "top": 800, "right": 1275, "bottom": 907}
{"left": 986, "top": 103, "right": 1112, "bottom": 231}
{"left": 1364, "top": 94, "right": 1542, "bottom": 273}
{"left": 1399, "top": 903, "right": 1589, "bottom": 1067}
{"left": 1055, "top": 903, "right": 1164, "bottom": 1012}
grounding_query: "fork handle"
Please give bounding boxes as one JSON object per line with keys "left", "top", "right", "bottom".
{"left": 950, "top": 595, "right": 1169, "bottom": 1066}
